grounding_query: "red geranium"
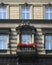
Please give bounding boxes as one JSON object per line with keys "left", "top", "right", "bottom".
{"left": 17, "top": 42, "right": 37, "bottom": 47}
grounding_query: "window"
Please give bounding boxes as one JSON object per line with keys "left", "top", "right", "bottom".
{"left": 0, "top": 35, "right": 8, "bottom": 50}
{"left": 21, "top": 34, "right": 31, "bottom": 44}
{"left": 21, "top": 7, "right": 30, "bottom": 19}
{"left": 45, "top": 7, "right": 52, "bottom": 19}
{"left": 45, "top": 35, "right": 52, "bottom": 50}
{"left": 0, "top": 8, "right": 7, "bottom": 19}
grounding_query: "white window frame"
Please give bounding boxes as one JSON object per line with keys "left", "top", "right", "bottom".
{"left": 45, "top": 7, "right": 52, "bottom": 19}
{"left": 0, "top": 7, "right": 7, "bottom": 19}
{"left": 45, "top": 35, "right": 52, "bottom": 50}
{"left": 21, "top": 7, "right": 30, "bottom": 19}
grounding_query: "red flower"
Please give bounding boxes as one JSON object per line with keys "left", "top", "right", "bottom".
{"left": 17, "top": 43, "right": 37, "bottom": 47}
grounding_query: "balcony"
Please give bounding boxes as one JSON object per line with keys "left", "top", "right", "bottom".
{"left": 17, "top": 43, "right": 37, "bottom": 57}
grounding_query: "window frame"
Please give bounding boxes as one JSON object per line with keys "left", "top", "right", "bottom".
{"left": 45, "top": 7, "right": 52, "bottom": 19}
{"left": 0, "top": 7, "right": 7, "bottom": 19}
{"left": 21, "top": 6, "right": 30, "bottom": 19}
{"left": 44, "top": 34, "right": 52, "bottom": 53}
{"left": 20, "top": 34, "right": 32, "bottom": 44}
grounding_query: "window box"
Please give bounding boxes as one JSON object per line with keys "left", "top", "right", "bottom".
{"left": 17, "top": 43, "right": 37, "bottom": 47}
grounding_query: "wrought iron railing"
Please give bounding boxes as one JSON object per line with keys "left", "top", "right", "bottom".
{"left": 17, "top": 43, "right": 37, "bottom": 56}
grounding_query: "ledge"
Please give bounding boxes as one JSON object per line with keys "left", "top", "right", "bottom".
{"left": 0, "top": 54, "right": 17, "bottom": 58}
{"left": 0, "top": 54, "right": 52, "bottom": 58}
{"left": 0, "top": 19, "right": 52, "bottom": 24}
{"left": 37, "top": 54, "right": 52, "bottom": 58}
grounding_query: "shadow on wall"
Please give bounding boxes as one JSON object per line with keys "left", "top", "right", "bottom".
{"left": 18, "top": 57, "right": 52, "bottom": 65}
{"left": 0, "top": 57, "right": 52, "bottom": 65}
{"left": 0, "top": 58, "right": 17, "bottom": 65}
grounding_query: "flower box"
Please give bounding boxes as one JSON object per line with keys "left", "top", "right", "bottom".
{"left": 17, "top": 43, "right": 37, "bottom": 47}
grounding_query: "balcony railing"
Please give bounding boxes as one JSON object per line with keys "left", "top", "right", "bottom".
{"left": 17, "top": 43, "right": 37, "bottom": 57}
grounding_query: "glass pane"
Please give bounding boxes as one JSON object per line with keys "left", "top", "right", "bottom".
{"left": 21, "top": 13, "right": 25, "bottom": 19}
{"left": 50, "top": 8, "right": 52, "bottom": 11}
{"left": 26, "top": 13, "right": 30, "bottom": 19}
{"left": 45, "top": 36, "right": 48, "bottom": 40}
{"left": 0, "top": 35, "right": 7, "bottom": 50}
{"left": 50, "top": 42, "right": 52, "bottom": 50}
{"left": 45, "top": 13, "right": 49, "bottom": 19}
{"left": 50, "top": 36, "right": 52, "bottom": 40}
{"left": 0, "top": 35, "right": 7, "bottom": 40}
{"left": 0, "top": 8, "right": 3, "bottom": 11}
{"left": 3, "top": 8, "right": 6, "bottom": 12}
{"left": 3, "top": 42, "right": 7, "bottom": 49}
{"left": 45, "top": 35, "right": 52, "bottom": 50}
{"left": 50, "top": 13, "right": 52, "bottom": 19}
{"left": 0, "top": 42, "right": 2, "bottom": 49}
{"left": 26, "top": 8, "right": 30, "bottom": 11}
{"left": 45, "top": 8, "right": 49, "bottom": 11}
{"left": 0, "top": 8, "right": 6, "bottom": 19}
{"left": 21, "top": 35, "right": 31, "bottom": 44}
{"left": 45, "top": 42, "right": 49, "bottom": 50}
{"left": 3, "top": 12, "right": 6, "bottom": 19}
{"left": 21, "top": 7, "right": 30, "bottom": 19}
{"left": 49, "top": 36, "right": 52, "bottom": 50}
{"left": 22, "top": 8, "right": 25, "bottom": 11}
{"left": 0, "top": 12, "right": 2, "bottom": 19}
{"left": 45, "top": 8, "right": 52, "bottom": 19}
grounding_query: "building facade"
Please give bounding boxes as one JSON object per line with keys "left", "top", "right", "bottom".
{"left": 0, "top": 0, "right": 52, "bottom": 65}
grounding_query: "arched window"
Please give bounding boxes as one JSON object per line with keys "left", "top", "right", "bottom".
{"left": 16, "top": 25, "right": 36, "bottom": 44}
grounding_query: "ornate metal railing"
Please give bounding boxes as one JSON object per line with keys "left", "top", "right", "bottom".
{"left": 17, "top": 43, "right": 37, "bottom": 57}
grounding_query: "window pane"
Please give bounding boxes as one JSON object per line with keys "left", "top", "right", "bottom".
{"left": 50, "top": 42, "right": 52, "bottom": 49}
{"left": 45, "top": 42, "right": 49, "bottom": 50}
{"left": 21, "top": 13, "right": 25, "bottom": 19}
{"left": 0, "top": 12, "right": 2, "bottom": 19}
{"left": 3, "top": 8, "right": 6, "bottom": 12}
{"left": 45, "top": 13, "right": 49, "bottom": 19}
{"left": 0, "top": 8, "right": 3, "bottom": 11}
{"left": 45, "top": 8, "right": 49, "bottom": 11}
{"left": 50, "top": 8, "right": 52, "bottom": 11}
{"left": 21, "top": 7, "right": 30, "bottom": 19}
{"left": 50, "top": 13, "right": 52, "bottom": 19}
{"left": 21, "top": 35, "right": 31, "bottom": 44}
{"left": 3, "top": 43, "right": 7, "bottom": 49}
{"left": 45, "top": 35, "right": 52, "bottom": 50}
{"left": 26, "top": 8, "right": 30, "bottom": 11}
{"left": 0, "top": 35, "right": 8, "bottom": 50}
{"left": 22, "top": 8, "right": 25, "bottom": 11}
{"left": 45, "top": 8, "right": 52, "bottom": 19}
{"left": 50, "top": 36, "right": 52, "bottom": 40}
{"left": 0, "top": 42, "right": 2, "bottom": 49}
{"left": 0, "top": 8, "right": 6, "bottom": 19}
{"left": 45, "top": 36, "right": 49, "bottom": 40}
{"left": 26, "top": 13, "right": 30, "bottom": 19}
{"left": 3, "top": 12, "right": 6, "bottom": 19}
